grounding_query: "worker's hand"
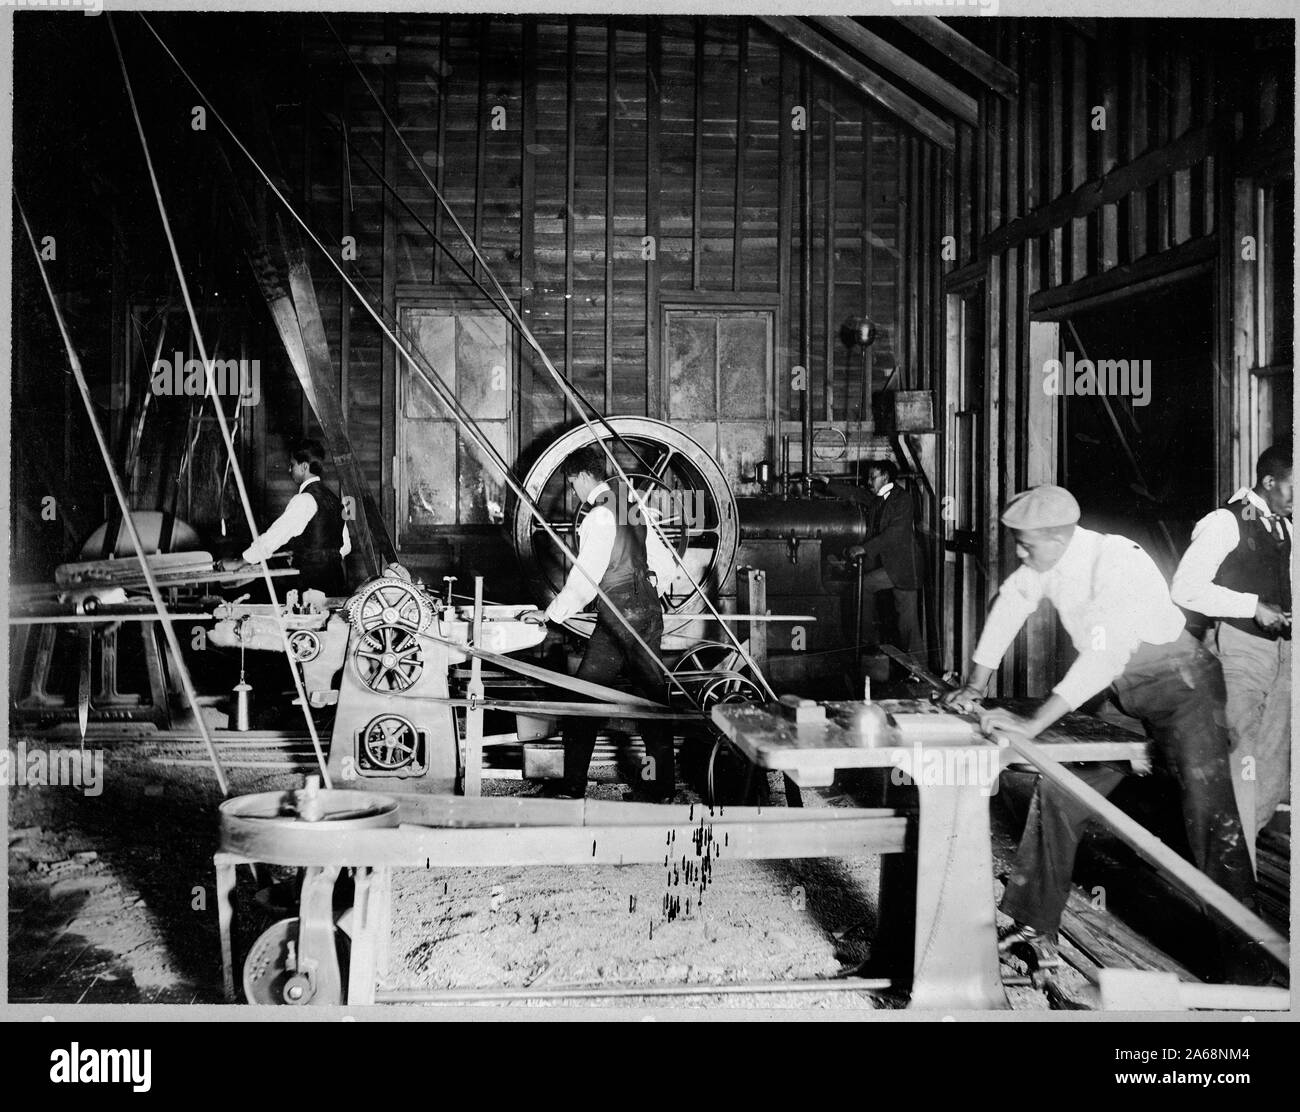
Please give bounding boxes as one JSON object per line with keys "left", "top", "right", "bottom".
{"left": 220, "top": 557, "right": 249, "bottom": 573}
{"left": 519, "top": 609, "right": 549, "bottom": 626}
{"left": 845, "top": 544, "right": 866, "bottom": 561}
{"left": 1254, "top": 601, "right": 1290, "bottom": 632}
{"left": 940, "top": 683, "right": 985, "bottom": 714}
{"left": 978, "top": 707, "right": 1037, "bottom": 741}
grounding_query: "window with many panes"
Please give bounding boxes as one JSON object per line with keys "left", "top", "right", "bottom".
{"left": 396, "top": 305, "right": 512, "bottom": 545}
{"left": 661, "top": 307, "right": 774, "bottom": 492}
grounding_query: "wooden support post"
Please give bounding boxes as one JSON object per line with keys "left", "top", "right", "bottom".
{"left": 214, "top": 853, "right": 241, "bottom": 1001}
{"left": 738, "top": 566, "right": 769, "bottom": 677}
{"left": 463, "top": 576, "right": 486, "bottom": 797}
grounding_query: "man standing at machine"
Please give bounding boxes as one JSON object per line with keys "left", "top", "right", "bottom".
{"left": 229, "top": 438, "right": 352, "bottom": 597}
{"left": 940, "top": 485, "right": 1255, "bottom": 974}
{"left": 1171, "top": 443, "right": 1292, "bottom": 866}
{"left": 817, "top": 458, "right": 923, "bottom": 661}
{"left": 521, "top": 444, "right": 677, "bottom": 801}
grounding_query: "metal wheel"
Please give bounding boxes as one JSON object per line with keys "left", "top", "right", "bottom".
{"left": 669, "top": 641, "right": 759, "bottom": 710}
{"left": 360, "top": 714, "right": 421, "bottom": 771}
{"left": 287, "top": 629, "right": 321, "bottom": 663}
{"left": 509, "top": 418, "right": 737, "bottom": 637}
{"left": 705, "top": 735, "right": 765, "bottom": 808}
{"left": 347, "top": 576, "right": 434, "bottom": 635}
{"left": 242, "top": 917, "right": 349, "bottom": 1006}
{"left": 353, "top": 624, "right": 424, "bottom": 693}
{"left": 698, "top": 673, "right": 765, "bottom": 710}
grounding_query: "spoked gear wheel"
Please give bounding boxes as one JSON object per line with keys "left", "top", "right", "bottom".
{"left": 287, "top": 629, "right": 321, "bottom": 663}
{"left": 510, "top": 418, "right": 738, "bottom": 637}
{"left": 670, "top": 641, "right": 762, "bottom": 710}
{"left": 242, "top": 917, "right": 350, "bottom": 1005}
{"left": 346, "top": 576, "right": 435, "bottom": 635}
{"left": 353, "top": 624, "right": 424, "bottom": 693}
{"left": 698, "top": 672, "right": 765, "bottom": 710}
{"left": 360, "top": 713, "right": 422, "bottom": 771}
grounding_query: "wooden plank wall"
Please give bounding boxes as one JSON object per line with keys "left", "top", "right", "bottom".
{"left": 941, "top": 16, "right": 1292, "bottom": 694}
{"left": 268, "top": 14, "right": 939, "bottom": 559}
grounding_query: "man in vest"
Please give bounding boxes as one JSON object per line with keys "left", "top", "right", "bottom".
{"left": 234, "top": 438, "right": 351, "bottom": 596}
{"left": 521, "top": 444, "right": 677, "bottom": 801}
{"left": 1172, "top": 443, "right": 1292, "bottom": 865}
{"left": 941, "top": 485, "right": 1255, "bottom": 977}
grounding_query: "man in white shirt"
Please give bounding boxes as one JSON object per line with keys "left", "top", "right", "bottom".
{"left": 521, "top": 444, "right": 676, "bottom": 800}
{"left": 1171, "top": 444, "right": 1292, "bottom": 862}
{"left": 941, "top": 485, "right": 1254, "bottom": 966}
{"left": 228, "top": 439, "right": 352, "bottom": 596}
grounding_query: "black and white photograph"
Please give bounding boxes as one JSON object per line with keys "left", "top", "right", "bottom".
{"left": 1, "top": 0, "right": 1294, "bottom": 1039}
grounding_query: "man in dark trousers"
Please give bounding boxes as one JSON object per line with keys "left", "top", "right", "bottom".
{"left": 941, "top": 485, "right": 1256, "bottom": 980}
{"left": 521, "top": 444, "right": 677, "bottom": 801}
{"left": 1172, "top": 443, "right": 1292, "bottom": 867}
{"left": 231, "top": 438, "right": 351, "bottom": 596}
{"left": 818, "top": 458, "right": 922, "bottom": 659}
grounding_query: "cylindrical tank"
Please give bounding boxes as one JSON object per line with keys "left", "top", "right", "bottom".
{"left": 736, "top": 496, "right": 868, "bottom": 544}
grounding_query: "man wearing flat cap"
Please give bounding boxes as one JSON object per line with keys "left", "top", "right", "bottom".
{"left": 942, "top": 485, "right": 1254, "bottom": 973}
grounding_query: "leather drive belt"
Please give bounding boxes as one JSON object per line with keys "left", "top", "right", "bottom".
{"left": 426, "top": 696, "right": 696, "bottom": 720}
{"left": 418, "top": 630, "right": 695, "bottom": 714}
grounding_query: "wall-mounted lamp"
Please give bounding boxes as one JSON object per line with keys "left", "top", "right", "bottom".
{"left": 840, "top": 315, "right": 878, "bottom": 350}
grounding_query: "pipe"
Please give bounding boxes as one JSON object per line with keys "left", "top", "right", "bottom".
{"left": 800, "top": 63, "right": 813, "bottom": 498}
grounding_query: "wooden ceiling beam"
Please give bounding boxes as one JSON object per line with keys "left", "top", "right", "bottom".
{"left": 811, "top": 16, "right": 978, "bottom": 128}
{"left": 898, "top": 16, "right": 1018, "bottom": 99}
{"left": 757, "top": 16, "right": 955, "bottom": 151}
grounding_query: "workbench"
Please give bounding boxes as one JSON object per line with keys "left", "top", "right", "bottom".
{"left": 212, "top": 698, "right": 1150, "bottom": 1011}
{"left": 709, "top": 698, "right": 1150, "bottom": 1009}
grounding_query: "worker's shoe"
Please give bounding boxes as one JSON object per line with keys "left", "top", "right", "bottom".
{"left": 999, "top": 923, "right": 1063, "bottom": 985}
{"left": 526, "top": 781, "right": 585, "bottom": 800}
{"left": 623, "top": 785, "right": 687, "bottom": 805}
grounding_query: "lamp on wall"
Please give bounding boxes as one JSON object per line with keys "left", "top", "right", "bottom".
{"left": 840, "top": 315, "right": 878, "bottom": 350}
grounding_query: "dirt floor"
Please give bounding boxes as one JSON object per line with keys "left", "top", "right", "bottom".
{"left": 6, "top": 731, "right": 1095, "bottom": 1012}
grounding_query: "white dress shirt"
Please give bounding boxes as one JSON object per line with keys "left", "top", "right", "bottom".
{"left": 971, "top": 525, "right": 1186, "bottom": 710}
{"left": 875, "top": 481, "right": 894, "bottom": 501}
{"left": 545, "top": 481, "right": 675, "bottom": 624}
{"left": 1170, "top": 488, "right": 1291, "bottom": 619}
{"left": 242, "top": 476, "right": 352, "bottom": 564}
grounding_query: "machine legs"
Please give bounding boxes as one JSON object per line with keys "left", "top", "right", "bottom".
{"left": 909, "top": 780, "right": 1008, "bottom": 1010}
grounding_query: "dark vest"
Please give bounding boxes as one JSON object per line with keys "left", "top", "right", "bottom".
{"left": 591, "top": 483, "right": 651, "bottom": 595}
{"left": 1213, "top": 498, "right": 1291, "bottom": 641}
{"left": 288, "top": 481, "right": 345, "bottom": 562}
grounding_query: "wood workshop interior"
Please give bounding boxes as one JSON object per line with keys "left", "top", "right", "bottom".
{"left": 6, "top": 10, "right": 1294, "bottom": 1013}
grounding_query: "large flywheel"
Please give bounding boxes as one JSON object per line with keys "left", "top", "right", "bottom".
{"left": 510, "top": 419, "right": 738, "bottom": 637}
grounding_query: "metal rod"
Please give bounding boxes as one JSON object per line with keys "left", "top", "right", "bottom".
{"left": 9, "top": 614, "right": 216, "bottom": 625}
{"left": 109, "top": 15, "right": 330, "bottom": 788}
{"left": 15, "top": 192, "right": 230, "bottom": 796}
{"left": 374, "top": 977, "right": 894, "bottom": 1004}
{"left": 315, "top": 16, "right": 777, "bottom": 705}
{"left": 138, "top": 16, "right": 707, "bottom": 713}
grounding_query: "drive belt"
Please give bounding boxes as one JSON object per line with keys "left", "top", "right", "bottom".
{"left": 417, "top": 630, "right": 697, "bottom": 714}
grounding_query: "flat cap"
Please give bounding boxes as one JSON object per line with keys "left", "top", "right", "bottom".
{"left": 1000, "top": 485, "right": 1080, "bottom": 530}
